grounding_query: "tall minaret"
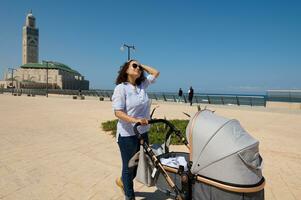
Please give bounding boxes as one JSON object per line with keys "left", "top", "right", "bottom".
{"left": 22, "top": 11, "right": 39, "bottom": 64}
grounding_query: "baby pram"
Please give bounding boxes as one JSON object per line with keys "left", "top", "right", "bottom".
{"left": 133, "top": 110, "right": 265, "bottom": 200}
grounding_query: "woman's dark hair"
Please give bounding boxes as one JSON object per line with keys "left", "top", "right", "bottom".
{"left": 115, "top": 59, "right": 146, "bottom": 85}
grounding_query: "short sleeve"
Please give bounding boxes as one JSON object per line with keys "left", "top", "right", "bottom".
{"left": 142, "top": 74, "right": 156, "bottom": 89}
{"left": 112, "top": 84, "right": 126, "bottom": 111}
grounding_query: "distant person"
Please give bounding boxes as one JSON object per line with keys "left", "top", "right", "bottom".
{"left": 112, "top": 59, "right": 160, "bottom": 200}
{"left": 188, "top": 86, "right": 194, "bottom": 106}
{"left": 178, "top": 88, "right": 183, "bottom": 103}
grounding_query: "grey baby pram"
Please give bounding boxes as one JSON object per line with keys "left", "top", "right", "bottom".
{"left": 133, "top": 110, "right": 265, "bottom": 200}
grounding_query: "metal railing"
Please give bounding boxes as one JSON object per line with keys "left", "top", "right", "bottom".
{"left": 1, "top": 88, "right": 266, "bottom": 107}
{"left": 3, "top": 88, "right": 301, "bottom": 106}
{"left": 267, "top": 90, "right": 301, "bottom": 103}
{"left": 148, "top": 92, "right": 266, "bottom": 107}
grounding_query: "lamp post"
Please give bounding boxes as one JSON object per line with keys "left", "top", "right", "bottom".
{"left": 42, "top": 60, "right": 49, "bottom": 97}
{"left": 8, "top": 68, "right": 17, "bottom": 94}
{"left": 120, "top": 44, "right": 135, "bottom": 60}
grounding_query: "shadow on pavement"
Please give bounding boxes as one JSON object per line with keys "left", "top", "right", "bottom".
{"left": 135, "top": 189, "right": 172, "bottom": 199}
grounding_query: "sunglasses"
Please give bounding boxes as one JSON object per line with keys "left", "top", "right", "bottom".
{"left": 132, "top": 63, "right": 143, "bottom": 70}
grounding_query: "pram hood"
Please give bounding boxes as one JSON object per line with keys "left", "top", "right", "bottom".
{"left": 186, "top": 110, "right": 263, "bottom": 186}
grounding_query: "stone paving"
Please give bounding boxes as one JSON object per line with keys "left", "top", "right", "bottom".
{"left": 0, "top": 94, "right": 300, "bottom": 200}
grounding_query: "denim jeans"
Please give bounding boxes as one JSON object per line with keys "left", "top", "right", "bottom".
{"left": 118, "top": 133, "right": 149, "bottom": 198}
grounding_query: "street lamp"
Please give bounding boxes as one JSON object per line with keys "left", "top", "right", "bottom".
{"left": 8, "top": 68, "right": 17, "bottom": 94}
{"left": 42, "top": 60, "right": 49, "bottom": 97}
{"left": 120, "top": 44, "right": 135, "bottom": 60}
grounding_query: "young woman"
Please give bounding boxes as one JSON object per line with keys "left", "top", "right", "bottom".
{"left": 112, "top": 60, "right": 159, "bottom": 200}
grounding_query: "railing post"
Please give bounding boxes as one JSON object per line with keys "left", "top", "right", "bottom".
{"left": 236, "top": 96, "right": 240, "bottom": 106}
{"left": 163, "top": 93, "right": 167, "bottom": 101}
{"left": 183, "top": 95, "right": 187, "bottom": 103}
{"left": 207, "top": 95, "right": 211, "bottom": 104}
{"left": 173, "top": 95, "right": 177, "bottom": 102}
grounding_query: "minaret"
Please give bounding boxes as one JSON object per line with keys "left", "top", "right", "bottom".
{"left": 22, "top": 11, "right": 39, "bottom": 64}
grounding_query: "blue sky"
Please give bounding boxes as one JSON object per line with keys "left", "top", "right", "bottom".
{"left": 0, "top": 0, "right": 300, "bottom": 94}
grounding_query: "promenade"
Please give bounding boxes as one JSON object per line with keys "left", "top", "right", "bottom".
{"left": 0, "top": 94, "right": 300, "bottom": 200}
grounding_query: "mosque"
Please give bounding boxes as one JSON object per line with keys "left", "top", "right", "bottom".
{"left": 0, "top": 12, "right": 89, "bottom": 90}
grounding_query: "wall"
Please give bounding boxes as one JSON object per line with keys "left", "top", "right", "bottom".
{"left": 266, "top": 101, "right": 301, "bottom": 110}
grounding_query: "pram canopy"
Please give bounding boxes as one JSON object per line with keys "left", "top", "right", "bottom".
{"left": 186, "top": 110, "right": 263, "bottom": 186}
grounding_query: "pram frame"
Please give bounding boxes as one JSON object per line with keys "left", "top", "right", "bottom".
{"left": 163, "top": 165, "right": 265, "bottom": 193}
{"left": 134, "top": 119, "right": 187, "bottom": 200}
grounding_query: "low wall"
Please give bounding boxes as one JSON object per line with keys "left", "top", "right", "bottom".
{"left": 266, "top": 101, "right": 301, "bottom": 110}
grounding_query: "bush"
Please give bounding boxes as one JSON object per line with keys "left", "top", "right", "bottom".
{"left": 101, "top": 119, "right": 189, "bottom": 145}
{"left": 102, "top": 119, "right": 118, "bottom": 137}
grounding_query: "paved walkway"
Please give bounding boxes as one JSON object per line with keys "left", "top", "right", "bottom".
{"left": 0, "top": 95, "right": 171, "bottom": 200}
{"left": 0, "top": 94, "right": 300, "bottom": 200}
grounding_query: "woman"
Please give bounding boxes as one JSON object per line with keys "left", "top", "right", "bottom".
{"left": 112, "top": 60, "right": 159, "bottom": 200}
{"left": 188, "top": 86, "right": 194, "bottom": 106}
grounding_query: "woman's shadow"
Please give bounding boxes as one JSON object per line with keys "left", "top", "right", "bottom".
{"left": 135, "top": 189, "right": 173, "bottom": 200}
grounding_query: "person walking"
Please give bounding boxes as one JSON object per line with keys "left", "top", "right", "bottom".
{"left": 188, "top": 86, "right": 194, "bottom": 106}
{"left": 112, "top": 59, "right": 160, "bottom": 200}
{"left": 178, "top": 88, "right": 183, "bottom": 103}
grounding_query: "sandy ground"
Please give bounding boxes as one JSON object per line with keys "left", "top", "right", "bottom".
{"left": 0, "top": 94, "right": 300, "bottom": 200}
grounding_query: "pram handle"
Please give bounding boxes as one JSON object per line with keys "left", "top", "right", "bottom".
{"left": 134, "top": 119, "right": 176, "bottom": 138}
{"left": 133, "top": 119, "right": 189, "bottom": 146}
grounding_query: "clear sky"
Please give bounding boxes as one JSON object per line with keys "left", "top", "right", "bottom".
{"left": 0, "top": 0, "right": 300, "bottom": 94}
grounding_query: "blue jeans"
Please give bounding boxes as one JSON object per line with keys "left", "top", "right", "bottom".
{"left": 118, "top": 133, "right": 149, "bottom": 198}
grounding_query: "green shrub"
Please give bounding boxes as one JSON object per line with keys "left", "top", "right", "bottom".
{"left": 101, "top": 119, "right": 189, "bottom": 145}
{"left": 102, "top": 119, "right": 118, "bottom": 136}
